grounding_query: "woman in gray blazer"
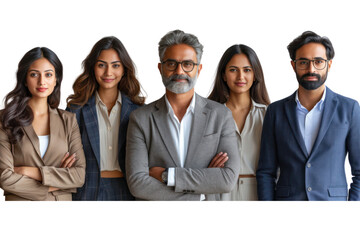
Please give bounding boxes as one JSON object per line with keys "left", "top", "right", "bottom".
{"left": 208, "top": 44, "right": 270, "bottom": 200}
{"left": 0, "top": 47, "right": 86, "bottom": 201}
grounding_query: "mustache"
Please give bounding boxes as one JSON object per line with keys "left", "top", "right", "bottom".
{"left": 301, "top": 73, "right": 321, "bottom": 81}
{"left": 169, "top": 74, "right": 192, "bottom": 82}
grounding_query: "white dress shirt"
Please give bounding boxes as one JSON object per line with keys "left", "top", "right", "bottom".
{"left": 95, "top": 91, "right": 122, "bottom": 171}
{"left": 38, "top": 135, "right": 49, "bottom": 159}
{"left": 295, "top": 88, "right": 326, "bottom": 156}
{"left": 165, "top": 95, "right": 195, "bottom": 185}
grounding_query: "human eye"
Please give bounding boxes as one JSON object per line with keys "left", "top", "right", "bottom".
{"left": 299, "top": 60, "right": 309, "bottom": 65}
{"left": 166, "top": 61, "right": 176, "bottom": 67}
{"left": 229, "top": 68, "right": 237, "bottom": 72}
{"left": 112, "top": 63, "right": 121, "bottom": 68}
{"left": 97, "top": 63, "right": 105, "bottom": 68}
{"left": 45, "top": 72, "right": 53, "bottom": 77}
{"left": 183, "top": 61, "right": 193, "bottom": 67}
{"left": 314, "top": 59, "right": 324, "bottom": 64}
{"left": 244, "top": 68, "right": 252, "bottom": 73}
{"left": 29, "top": 72, "right": 38, "bottom": 77}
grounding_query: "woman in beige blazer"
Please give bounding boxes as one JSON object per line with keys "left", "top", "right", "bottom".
{"left": 0, "top": 47, "right": 86, "bottom": 201}
{"left": 208, "top": 44, "right": 270, "bottom": 200}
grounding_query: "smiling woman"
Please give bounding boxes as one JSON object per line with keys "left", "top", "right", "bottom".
{"left": 0, "top": 47, "right": 86, "bottom": 201}
{"left": 66, "top": 36, "right": 145, "bottom": 200}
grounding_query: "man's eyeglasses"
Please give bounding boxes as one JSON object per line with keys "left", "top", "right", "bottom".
{"left": 293, "top": 58, "right": 329, "bottom": 70}
{"left": 161, "top": 60, "right": 199, "bottom": 72}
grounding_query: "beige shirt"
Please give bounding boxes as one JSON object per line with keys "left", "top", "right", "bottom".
{"left": 225, "top": 100, "right": 267, "bottom": 175}
{"left": 95, "top": 91, "right": 122, "bottom": 171}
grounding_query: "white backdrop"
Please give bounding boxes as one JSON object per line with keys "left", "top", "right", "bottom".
{"left": 0, "top": 0, "right": 359, "bottom": 239}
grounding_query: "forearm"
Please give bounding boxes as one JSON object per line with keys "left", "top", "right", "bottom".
{"left": 40, "top": 165, "right": 85, "bottom": 188}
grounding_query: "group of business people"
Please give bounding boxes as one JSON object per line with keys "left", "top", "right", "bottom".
{"left": 0, "top": 29, "right": 359, "bottom": 201}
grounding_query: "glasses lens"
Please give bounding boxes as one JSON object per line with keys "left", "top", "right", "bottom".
{"left": 181, "top": 61, "right": 195, "bottom": 72}
{"left": 314, "top": 59, "right": 326, "bottom": 70}
{"left": 296, "top": 60, "right": 310, "bottom": 70}
{"left": 165, "top": 60, "right": 177, "bottom": 71}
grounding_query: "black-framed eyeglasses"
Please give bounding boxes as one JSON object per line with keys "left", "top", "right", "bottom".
{"left": 161, "top": 59, "right": 199, "bottom": 72}
{"left": 293, "top": 58, "right": 329, "bottom": 70}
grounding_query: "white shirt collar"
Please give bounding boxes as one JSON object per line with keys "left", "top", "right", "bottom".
{"left": 295, "top": 87, "right": 326, "bottom": 111}
{"left": 95, "top": 91, "right": 122, "bottom": 106}
{"left": 165, "top": 94, "right": 196, "bottom": 116}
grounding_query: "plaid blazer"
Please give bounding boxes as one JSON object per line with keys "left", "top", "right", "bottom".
{"left": 66, "top": 93, "right": 141, "bottom": 200}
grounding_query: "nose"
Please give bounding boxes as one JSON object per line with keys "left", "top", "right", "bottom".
{"left": 174, "top": 63, "right": 185, "bottom": 75}
{"left": 308, "top": 61, "right": 316, "bottom": 73}
{"left": 38, "top": 74, "right": 45, "bottom": 85}
{"left": 105, "top": 66, "right": 112, "bottom": 76}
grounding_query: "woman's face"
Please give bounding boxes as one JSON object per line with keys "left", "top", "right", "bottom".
{"left": 26, "top": 58, "right": 57, "bottom": 100}
{"left": 94, "top": 48, "right": 124, "bottom": 92}
{"left": 223, "top": 53, "right": 254, "bottom": 95}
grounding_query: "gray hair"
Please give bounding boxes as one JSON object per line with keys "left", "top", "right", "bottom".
{"left": 158, "top": 29, "right": 204, "bottom": 63}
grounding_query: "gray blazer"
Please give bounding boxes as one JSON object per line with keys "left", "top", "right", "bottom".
{"left": 126, "top": 94, "right": 240, "bottom": 200}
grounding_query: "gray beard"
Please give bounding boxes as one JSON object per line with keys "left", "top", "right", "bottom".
{"left": 161, "top": 73, "right": 197, "bottom": 94}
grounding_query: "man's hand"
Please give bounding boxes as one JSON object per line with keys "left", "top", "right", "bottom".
{"left": 208, "top": 152, "right": 228, "bottom": 168}
{"left": 149, "top": 167, "right": 165, "bottom": 182}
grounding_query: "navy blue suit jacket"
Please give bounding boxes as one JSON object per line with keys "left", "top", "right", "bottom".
{"left": 66, "top": 93, "right": 141, "bottom": 200}
{"left": 256, "top": 87, "right": 360, "bottom": 200}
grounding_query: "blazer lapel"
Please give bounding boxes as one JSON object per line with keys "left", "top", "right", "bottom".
{"left": 284, "top": 92, "right": 308, "bottom": 158}
{"left": 22, "top": 124, "right": 42, "bottom": 161}
{"left": 310, "top": 87, "right": 338, "bottom": 156}
{"left": 118, "top": 93, "right": 133, "bottom": 171}
{"left": 152, "top": 96, "right": 181, "bottom": 167}
{"left": 184, "top": 94, "right": 209, "bottom": 168}
{"left": 42, "top": 107, "right": 63, "bottom": 162}
{"left": 82, "top": 95, "right": 101, "bottom": 167}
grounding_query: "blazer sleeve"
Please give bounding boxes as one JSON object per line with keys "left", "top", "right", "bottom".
{"left": 256, "top": 104, "right": 278, "bottom": 200}
{"left": 173, "top": 109, "right": 241, "bottom": 194}
{"left": 0, "top": 127, "right": 49, "bottom": 201}
{"left": 347, "top": 101, "right": 360, "bottom": 200}
{"left": 126, "top": 112, "right": 200, "bottom": 200}
{"left": 39, "top": 113, "right": 86, "bottom": 189}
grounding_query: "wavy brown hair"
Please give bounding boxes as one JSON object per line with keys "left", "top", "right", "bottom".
{"left": 67, "top": 36, "right": 145, "bottom": 107}
{"left": 208, "top": 44, "right": 270, "bottom": 105}
{"left": 1, "top": 47, "right": 63, "bottom": 144}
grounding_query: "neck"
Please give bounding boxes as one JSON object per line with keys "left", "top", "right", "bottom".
{"left": 98, "top": 87, "right": 119, "bottom": 110}
{"left": 298, "top": 85, "right": 325, "bottom": 111}
{"left": 28, "top": 97, "right": 49, "bottom": 115}
{"left": 226, "top": 91, "right": 252, "bottom": 110}
{"left": 166, "top": 88, "right": 194, "bottom": 122}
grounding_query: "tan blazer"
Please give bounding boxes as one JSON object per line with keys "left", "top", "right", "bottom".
{"left": 0, "top": 107, "right": 86, "bottom": 201}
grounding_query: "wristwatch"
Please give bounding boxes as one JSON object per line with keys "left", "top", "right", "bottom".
{"left": 161, "top": 169, "right": 168, "bottom": 184}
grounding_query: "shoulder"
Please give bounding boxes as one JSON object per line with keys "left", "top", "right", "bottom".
{"left": 51, "top": 108, "right": 77, "bottom": 127}
{"left": 198, "top": 95, "right": 230, "bottom": 114}
{"left": 329, "top": 88, "right": 359, "bottom": 107}
{"left": 130, "top": 97, "right": 162, "bottom": 117}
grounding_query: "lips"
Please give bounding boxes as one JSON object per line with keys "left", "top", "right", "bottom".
{"left": 102, "top": 78, "right": 114, "bottom": 83}
{"left": 235, "top": 82, "right": 246, "bottom": 86}
{"left": 36, "top": 88, "right": 48, "bottom": 92}
{"left": 304, "top": 76, "right": 318, "bottom": 81}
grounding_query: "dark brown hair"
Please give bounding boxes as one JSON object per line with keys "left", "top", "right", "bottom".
{"left": 67, "top": 36, "right": 145, "bottom": 107}
{"left": 208, "top": 44, "right": 270, "bottom": 105}
{"left": 1, "top": 47, "right": 63, "bottom": 144}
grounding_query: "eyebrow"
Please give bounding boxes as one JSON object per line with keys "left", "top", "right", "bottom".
{"left": 29, "top": 69, "right": 54, "bottom": 72}
{"left": 297, "top": 57, "right": 326, "bottom": 60}
{"left": 97, "top": 60, "right": 121, "bottom": 64}
{"left": 228, "top": 65, "right": 252, "bottom": 68}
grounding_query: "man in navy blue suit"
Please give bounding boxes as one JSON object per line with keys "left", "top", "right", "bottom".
{"left": 256, "top": 31, "right": 360, "bottom": 200}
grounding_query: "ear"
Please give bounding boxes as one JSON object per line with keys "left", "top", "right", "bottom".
{"left": 197, "top": 64, "right": 202, "bottom": 76}
{"left": 158, "top": 63, "right": 162, "bottom": 74}
{"left": 327, "top": 60, "right": 333, "bottom": 71}
{"left": 291, "top": 60, "right": 296, "bottom": 72}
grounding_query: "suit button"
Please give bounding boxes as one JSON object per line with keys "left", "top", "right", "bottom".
{"left": 307, "top": 163, "right": 311, "bottom": 168}
{"left": 307, "top": 187, "right": 312, "bottom": 192}
{"left": 183, "top": 190, "right": 187, "bottom": 193}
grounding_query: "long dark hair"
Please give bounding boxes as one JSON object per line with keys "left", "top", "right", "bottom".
{"left": 1, "top": 47, "right": 63, "bottom": 144}
{"left": 67, "top": 36, "right": 145, "bottom": 107}
{"left": 208, "top": 44, "right": 270, "bottom": 105}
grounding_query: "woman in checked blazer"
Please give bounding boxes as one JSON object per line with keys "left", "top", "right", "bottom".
{"left": 0, "top": 47, "right": 86, "bottom": 201}
{"left": 67, "top": 36, "right": 145, "bottom": 200}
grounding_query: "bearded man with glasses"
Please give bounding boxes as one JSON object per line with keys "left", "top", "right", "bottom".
{"left": 125, "top": 30, "right": 240, "bottom": 200}
{"left": 257, "top": 31, "right": 360, "bottom": 201}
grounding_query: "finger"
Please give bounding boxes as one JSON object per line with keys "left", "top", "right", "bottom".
{"left": 212, "top": 153, "right": 228, "bottom": 167}
{"left": 209, "top": 152, "right": 223, "bottom": 168}
{"left": 66, "top": 157, "right": 76, "bottom": 168}
{"left": 61, "top": 153, "right": 76, "bottom": 168}
{"left": 215, "top": 156, "right": 228, "bottom": 167}
{"left": 60, "top": 152, "right": 70, "bottom": 165}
